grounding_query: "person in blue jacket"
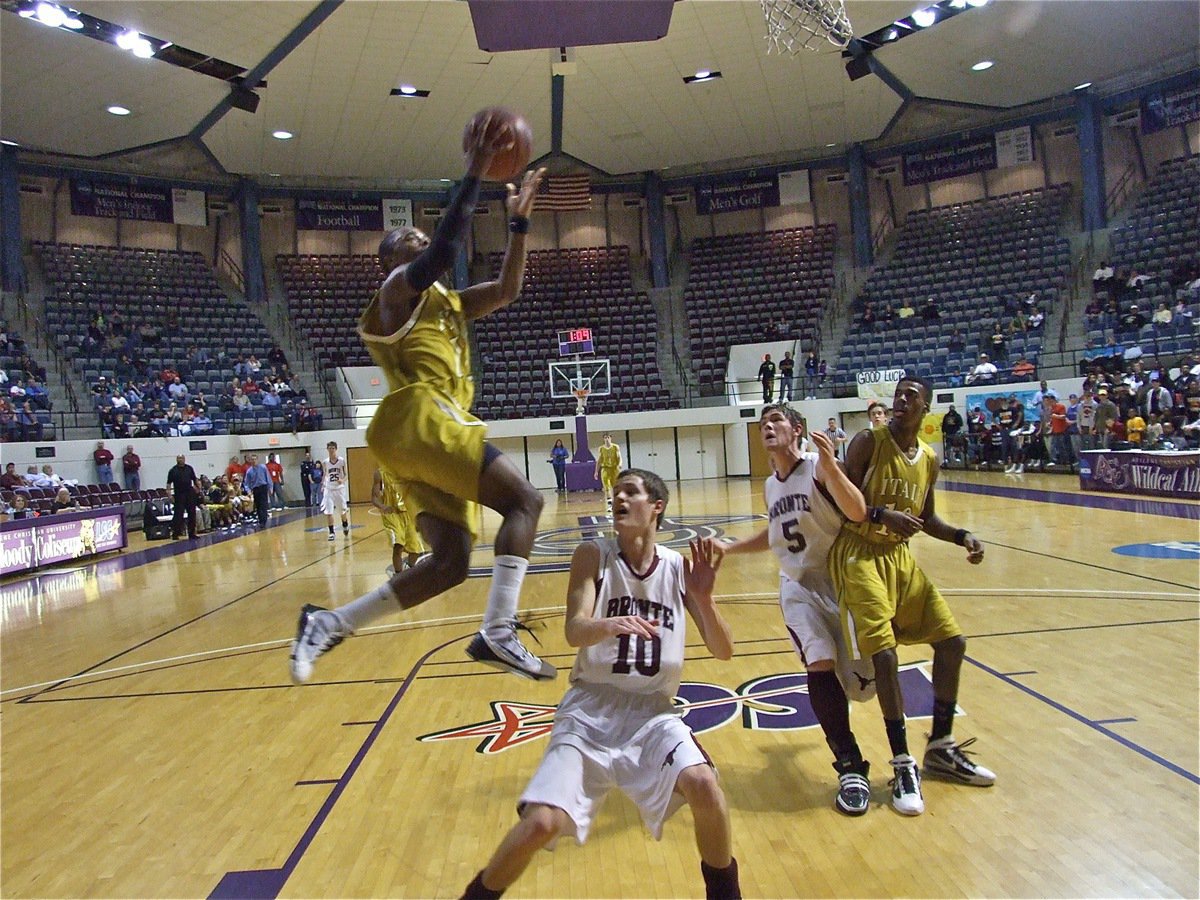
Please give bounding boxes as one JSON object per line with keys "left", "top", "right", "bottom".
{"left": 550, "top": 439, "right": 570, "bottom": 493}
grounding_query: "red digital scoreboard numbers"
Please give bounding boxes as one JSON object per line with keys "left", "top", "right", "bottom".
{"left": 557, "top": 327, "right": 594, "bottom": 356}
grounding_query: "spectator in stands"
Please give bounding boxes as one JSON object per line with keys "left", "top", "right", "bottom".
{"left": 1092, "top": 261, "right": 1114, "bottom": 291}
{"left": 90, "top": 375, "right": 109, "bottom": 397}
{"left": 1048, "top": 395, "right": 1071, "bottom": 467}
{"left": 921, "top": 296, "right": 939, "bottom": 320}
{"left": 1125, "top": 409, "right": 1146, "bottom": 445}
{"left": 966, "top": 353, "right": 998, "bottom": 385}
{"left": 167, "top": 376, "right": 189, "bottom": 404}
{"left": 1142, "top": 375, "right": 1172, "bottom": 420}
{"left": 881, "top": 303, "right": 895, "bottom": 322}
{"left": 1120, "top": 304, "right": 1146, "bottom": 336}
{"left": 1028, "top": 308, "right": 1045, "bottom": 331}
{"left": 16, "top": 353, "right": 44, "bottom": 381}
{"left": 128, "top": 413, "right": 150, "bottom": 438}
{"left": 191, "top": 410, "right": 214, "bottom": 435}
{"left": 778, "top": 351, "right": 795, "bottom": 402}
{"left": 1127, "top": 270, "right": 1150, "bottom": 290}
{"left": 948, "top": 329, "right": 965, "bottom": 354}
{"left": 17, "top": 401, "right": 40, "bottom": 441}
{"left": 122, "top": 446, "right": 141, "bottom": 492}
{"left": 996, "top": 395, "right": 1022, "bottom": 474}
{"left": 225, "top": 455, "right": 245, "bottom": 482}
{"left": 50, "top": 487, "right": 80, "bottom": 515}
{"left": 1, "top": 462, "right": 25, "bottom": 490}
{"left": 94, "top": 441, "right": 114, "bottom": 485}
{"left": 941, "top": 405, "right": 964, "bottom": 466}
{"left": 1008, "top": 310, "right": 1028, "bottom": 334}
{"left": 34, "top": 464, "right": 64, "bottom": 489}
{"left": 1093, "top": 389, "right": 1119, "bottom": 449}
{"left": 243, "top": 377, "right": 261, "bottom": 396}
{"left": 1144, "top": 413, "right": 1164, "bottom": 447}
{"left": 0, "top": 368, "right": 6, "bottom": 388}
{"left": 110, "top": 389, "right": 130, "bottom": 413}
{"left": 246, "top": 354, "right": 263, "bottom": 376}
{"left": 8, "top": 378, "right": 26, "bottom": 403}
{"left": 233, "top": 355, "right": 250, "bottom": 379}
{"left": 0, "top": 398, "right": 13, "bottom": 441}
{"left": 267, "top": 345, "right": 287, "bottom": 371}
{"left": 1077, "top": 390, "right": 1097, "bottom": 452}
{"left": 25, "top": 379, "right": 49, "bottom": 410}
{"left": 860, "top": 303, "right": 876, "bottom": 330}
{"left": 1011, "top": 357, "right": 1036, "bottom": 382}
{"left": 989, "top": 323, "right": 1007, "bottom": 360}
{"left": 191, "top": 392, "right": 208, "bottom": 415}
{"left": 817, "top": 359, "right": 827, "bottom": 391}
{"left": 262, "top": 385, "right": 282, "bottom": 409}
{"left": 758, "top": 354, "right": 776, "bottom": 403}
{"left": 1158, "top": 420, "right": 1187, "bottom": 450}
{"left": 5, "top": 491, "right": 34, "bottom": 520}
{"left": 232, "top": 388, "right": 250, "bottom": 412}
{"left": 1114, "top": 383, "right": 1139, "bottom": 422}
{"left": 897, "top": 300, "right": 916, "bottom": 320}
{"left": 1153, "top": 302, "right": 1173, "bottom": 328}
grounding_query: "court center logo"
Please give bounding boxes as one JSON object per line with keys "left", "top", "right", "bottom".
{"left": 1112, "top": 541, "right": 1200, "bottom": 559}
{"left": 417, "top": 663, "right": 937, "bottom": 754}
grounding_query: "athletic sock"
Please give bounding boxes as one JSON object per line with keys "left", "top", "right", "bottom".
{"left": 328, "top": 525, "right": 335, "bottom": 535}
{"left": 806, "top": 670, "right": 856, "bottom": 760}
{"left": 461, "top": 871, "right": 503, "bottom": 900}
{"left": 931, "top": 699, "right": 956, "bottom": 741}
{"left": 700, "top": 858, "right": 741, "bottom": 900}
{"left": 885, "top": 717, "right": 910, "bottom": 758}
{"left": 334, "top": 582, "right": 399, "bottom": 633}
{"left": 483, "top": 555, "right": 528, "bottom": 630}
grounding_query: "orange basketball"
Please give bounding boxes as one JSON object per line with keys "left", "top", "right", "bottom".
{"left": 462, "top": 106, "right": 533, "bottom": 182}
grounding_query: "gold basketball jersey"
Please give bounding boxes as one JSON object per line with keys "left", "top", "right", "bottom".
{"left": 380, "top": 468, "right": 407, "bottom": 510}
{"left": 358, "top": 281, "right": 474, "bottom": 412}
{"left": 598, "top": 444, "right": 621, "bottom": 471}
{"left": 844, "top": 426, "right": 938, "bottom": 545}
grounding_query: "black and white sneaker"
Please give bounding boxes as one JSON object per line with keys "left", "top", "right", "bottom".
{"left": 923, "top": 735, "right": 996, "bottom": 786}
{"left": 889, "top": 754, "right": 924, "bottom": 816}
{"left": 289, "top": 604, "right": 346, "bottom": 684}
{"left": 466, "top": 620, "right": 557, "bottom": 681}
{"left": 833, "top": 760, "right": 871, "bottom": 816}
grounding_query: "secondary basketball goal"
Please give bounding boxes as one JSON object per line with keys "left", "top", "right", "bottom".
{"left": 549, "top": 358, "right": 611, "bottom": 417}
{"left": 760, "top": 0, "right": 853, "bottom": 53}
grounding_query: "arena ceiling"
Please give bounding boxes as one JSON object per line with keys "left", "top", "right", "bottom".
{"left": 1, "top": 0, "right": 1197, "bottom": 189}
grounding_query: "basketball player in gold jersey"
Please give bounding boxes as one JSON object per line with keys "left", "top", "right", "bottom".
{"left": 372, "top": 467, "right": 423, "bottom": 576}
{"left": 594, "top": 433, "right": 621, "bottom": 512}
{"left": 829, "top": 372, "right": 994, "bottom": 816}
{"left": 290, "top": 114, "right": 555, "bottom": 683}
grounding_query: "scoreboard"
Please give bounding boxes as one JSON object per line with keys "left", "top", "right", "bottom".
{"left": 557, "top": 327, "right": 594, "bottom": 356}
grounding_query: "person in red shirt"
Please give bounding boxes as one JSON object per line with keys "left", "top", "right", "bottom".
{"left": 224, "top": 455, "right": 245, "bottom": 481}
{"left": 1049, "top": 398, "right": 1070, "bottom": 466}
{"left": 93, "top": 441, "right": 115, "bottom": 486}
{"left": 122, "top": 446, "right": 141, "bottom": 492}
{"left": 266, "top": 453, "right": 285, "bottom": 510}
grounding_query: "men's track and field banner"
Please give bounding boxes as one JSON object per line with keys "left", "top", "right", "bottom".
{"left": 856, "top": 367, "right": 906, "bottom": 401}
{"left": 902, "top": 125, "right": 1034, "bottom": 186}
{"left": 296, "top": 197, "right": 413, "bottom": 231}
{"left": 70, "top": 179, "right": 207, "bottom": 226}
{"left": 0, "top": 507, "right": 128, "bottom": 576}
{"left": 1079, "top": 450, "right": 1200, "bottom": 500}
{"left": 694, "top": 168, "right": 809, "bottom": 215}
{"left": 1140, "top": 84, "right": 1200, "bottom": 134}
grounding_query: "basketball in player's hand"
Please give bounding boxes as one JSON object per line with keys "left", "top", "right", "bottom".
{"left": 462, "top": 106, "right": 533, "bottom": 182}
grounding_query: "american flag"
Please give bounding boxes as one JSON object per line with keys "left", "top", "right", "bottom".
{"left": 534, "top": 173, "right": 592, "bottom": 212}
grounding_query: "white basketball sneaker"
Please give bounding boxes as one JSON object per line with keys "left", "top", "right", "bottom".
{"left": 289, "top": 604, "right": 347, "bottom": 684}
{"left": 466, "top": 620, "right": 557, "bottom": 681}
{"left": 923, "top": 736, "right": 996, "bottom": 786}
{"left": 889, "top": 754, "right": 925, "bottom": 816}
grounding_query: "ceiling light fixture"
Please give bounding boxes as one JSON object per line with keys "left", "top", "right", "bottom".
{"left": 1074, "top": 81, "right": 1092, "bottom": 91}
{"left": 34, "top": 2, "right": 65, "bottom": 27}
{"left": 107, "top": 105, "right": 131, "bottom": 115}
{"left": 115, "top": 28, "right": 139, "bottom": 50}
{"left": 0, "top": 139, "right": 19, "bottom": 147}
{"left": 389, "top": 84, "right": 430, "bottom": 98}
{"left": 132, "top": 38, "right": 155, "bottom": 58}
{"left": 966, "top": 0, "right": 989, "bottom": 6}
{"left": 272, "top": 130, "right": 293, "bottom": 140}
{"left": 971, "top": 60, "right": 994, "bottom": 71}
{"left": 398, "top": 84, "right": 417, "bottom": 95}
{"left": 911, "top": 7, "right": 937, "bottom": 27}
{"left": 682, "top": 70, "right": 722, "bottom": 84}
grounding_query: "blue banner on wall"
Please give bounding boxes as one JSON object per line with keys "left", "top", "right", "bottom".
{"left": 694, "top": 172, "right": 781, "bottom": 215}
{"left": 296, "top": 198, "right": 386, "bottom": 231}
{"left": 902, "top": 137, "right": 997, "bottom": 186}
{"left": 70, "top": 179, "right": 174, "bottom": 222}
{"left": 1140, "top": 85, "right": 1200, "bottom": 135}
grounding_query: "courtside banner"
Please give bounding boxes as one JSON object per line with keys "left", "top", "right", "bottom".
{"left": 856, "top": 368, "right": 905, "bottom": 401}
{"left": 1141, "top": 85, "right": 1200, "bottom": 134}
{"left": 1079, "top": 450, "right": 1200, "bottom": 499}
{"left": 695, "top": 172, "right": 780, "bottom": 215}
{"left": 0, "top": 507, "right": 127, "bottom": 576}
{"left": 71, "top": 178, "right": 206, "bottom": 225}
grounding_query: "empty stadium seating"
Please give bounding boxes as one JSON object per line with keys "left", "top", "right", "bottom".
{"left": 684, "top": 225, "right": 836, "bottom": 391}
{"left": 835, "top": 185, "right": 1072, "bottom": 388}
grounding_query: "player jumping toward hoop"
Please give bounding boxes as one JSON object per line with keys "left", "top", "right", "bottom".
{"left": 719, "top": 404, "right": 876, "bottom": 815}
{"left": 462, "top": 469, "right": 741, "bottom": 900}
{"left": 830, "top": 372, "right": 995, "bottom": 816}
{"left": 290, "top": 114, "right": 555, "bottom": 683}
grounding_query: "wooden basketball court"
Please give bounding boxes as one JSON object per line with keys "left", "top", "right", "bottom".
{"left": 2, "top": 472, "right": 1197, "bottom": 898}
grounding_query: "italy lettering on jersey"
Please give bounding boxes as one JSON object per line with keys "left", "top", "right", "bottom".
{"left": 570, "top": 537, "right": 688, "bottom": 700}
{"left": 844, "top": 426, "right": 937, "bottom": 545}
{"left": 324, "top": 456, "right": 347, "bottom": 487}
{"left": 358, "top": 281, "right": 474, "bottom": 413}
{"left": 764, "top": 453, "right": 844, "bottom": 588}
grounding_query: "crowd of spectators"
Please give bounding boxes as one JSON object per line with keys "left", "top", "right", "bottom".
{"left": 88, "top": 342, "right": 321, "bottom": 437}
{"left": 945, "top": 352, "right": 1200, "bottom": 473}
{"left": 1085, "top": 258, "right": 1199, "bottom": 350}
{"left": 1, "top": 320, "right": 54, "bottom": 442}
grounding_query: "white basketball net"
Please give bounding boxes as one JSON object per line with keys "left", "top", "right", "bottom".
{"left": 573, "top": 388, "right": 591, "bottom": 417}
{"left": 760, "top": 0, "right": 854, "bottom": 53}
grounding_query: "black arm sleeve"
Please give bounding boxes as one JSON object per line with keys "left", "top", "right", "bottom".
{"left": 405, "top": 176, "right": 482, "bottom": 293}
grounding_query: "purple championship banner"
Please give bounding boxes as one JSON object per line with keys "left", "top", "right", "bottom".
{"left": 1140, "top": 84, "right": 1200, "bottom": 135}
{"left": 1079, "top": 450, "right": 1200, "bottom": 500}
{"left": 0, "top": 507, "right": 127, "bottom": 576}
{"left": 694, "top": 172, "right": 781, "bottom": 215}
{"left": 296, "top": 198, "right": 384, "bottom": 231}
{"left": 70, "top": 179, "right": 208, "bottom": 226}
{"left": 903, "top": 137, "right": 997, "bottom": 186}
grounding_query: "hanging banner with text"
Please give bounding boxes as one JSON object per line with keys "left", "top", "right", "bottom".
{"left": 1079, "top": 450, "right": 1200, "bottom": 499}
{"left": 856, "top": 367, "right": 906, "bottom": 401}
{"left": 296, "top": 197, "right": 414, "bottom": 231}
{"left": 694, "top": 169, "right": 809, "bottom": 215}
{"left": 902, "top": 126, "right": 1034, "bottom": 186}
{"left": 1140, "top": 85, "right": 1200, "bottom": 135}
{"left": 70, "top": 179, "right": 208, "bottom": 226}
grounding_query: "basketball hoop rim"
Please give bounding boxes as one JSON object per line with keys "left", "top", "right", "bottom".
{"left": 572, "top": 388, "right": 591, "bottom": 399}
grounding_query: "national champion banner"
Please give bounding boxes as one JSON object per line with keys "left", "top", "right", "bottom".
{"left": 856, "top": 367, "right": 906, "bottom": 401}
{"left": 295, "top": 197, "right": 414, "bottom": 231}
{"left": 1079, "top": 450, "right": 1200, "bottom": 499}
{"left": 1140, "top": 84, "right": 1200, "bottom": 134}
{"left": 695, "top": 172, "right": 780, "bottom": 215}
{"left": 71, "top": 178, "right": 207, "bottom": 226}
{"left": 902, "top": 125, "right": 1034, "bottom": 186}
